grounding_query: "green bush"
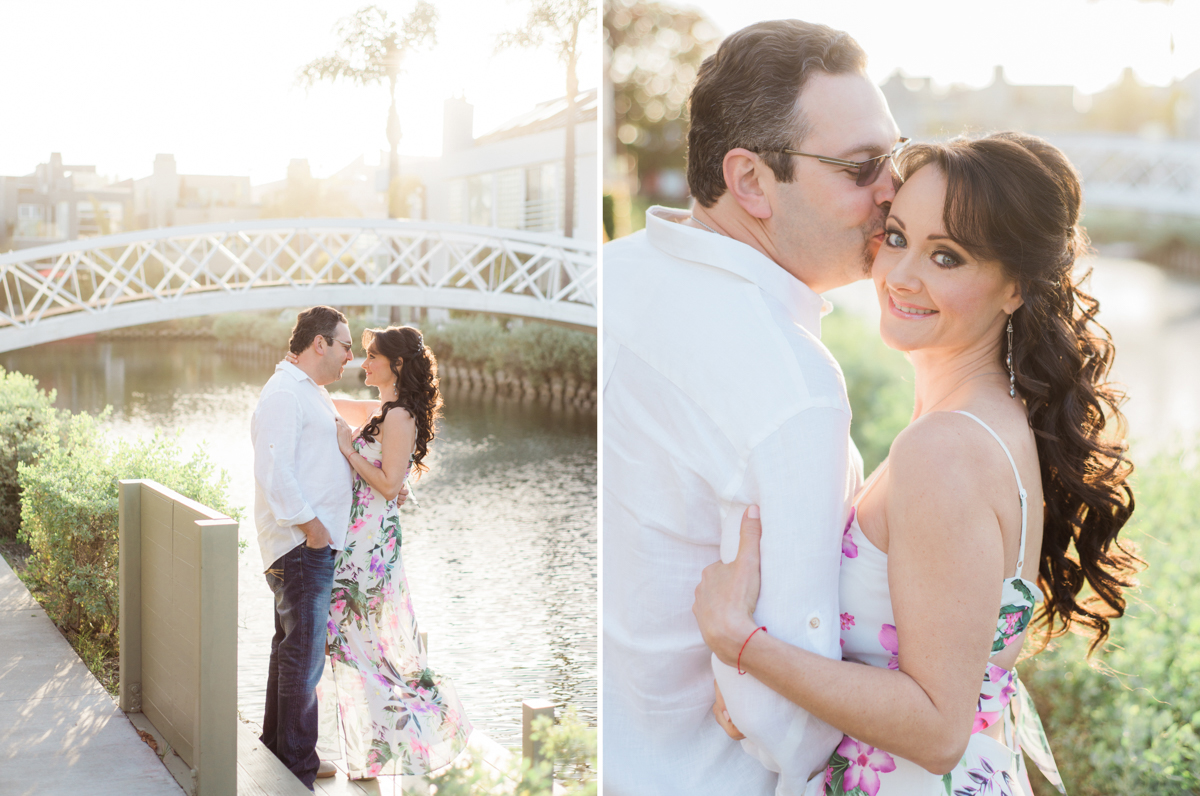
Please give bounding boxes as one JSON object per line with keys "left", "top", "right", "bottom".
{"left": 821, "top": 310, "right": 914, "bottom": 473}
{"left": 18, "top": 410, "right": 241, "bottom": 649}
{"left": 0, "top": 368, "right": 59, "bottom": 540}
{"left": 426, "top": 707, "right": 596, "bottom": 795}
{"left": 212, "top": 311, "right": 294, "bottom": 349}
{"left": 1020, "top": 449, "right": 1200, "bottom": 795}
{"left": 423, "top": 318, "right": 597, "bottom": 387}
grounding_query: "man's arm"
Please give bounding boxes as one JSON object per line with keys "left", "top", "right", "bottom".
{"left": 253, "top": 390, "right": 324, "bottom": 541}
{"left": 712, "top": 405, "right": 853, "bottom": 790}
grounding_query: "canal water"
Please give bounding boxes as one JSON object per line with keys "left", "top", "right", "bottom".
{"left": 1, "top": 340, "right": 597, "bottom": 748}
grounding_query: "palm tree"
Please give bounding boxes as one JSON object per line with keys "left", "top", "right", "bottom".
{"left": 299, "top": 3, "right": 437, "bottom": 218}
{"left": 499, "top": 0, "right": 596, "bottom": 238}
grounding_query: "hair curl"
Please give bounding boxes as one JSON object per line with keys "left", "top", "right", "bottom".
{"left": 358, "top": 326, "right": 442, "bottom": 477}
{"left": 898, "top": 132, "right": 1140, "bottom": 653}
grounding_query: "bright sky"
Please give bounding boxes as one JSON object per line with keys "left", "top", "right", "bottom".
{"left": 680, "top": 0, "right": 1200, "bottom": 93}
{"left": 0, "top": 0, "right": 599, "bottom": 184}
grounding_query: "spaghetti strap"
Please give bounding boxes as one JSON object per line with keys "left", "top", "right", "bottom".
{"left": 951, "top": 410, "right": 1029, "bottom": 578}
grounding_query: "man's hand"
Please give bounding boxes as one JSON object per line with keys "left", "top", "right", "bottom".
{"left": 298, "top": 517, "right": 332, "bottom": 549}
{"left": 712, "top": 680, "right": 745, "bottom": 740}
{"left": 692, "top": 505, "right": 764, "bottom": 666}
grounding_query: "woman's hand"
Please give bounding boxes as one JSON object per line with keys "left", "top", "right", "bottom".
{"left": 712, "top": 680, "right": 745, "bottom": 740}
{"left": 335, "top": 416, "right": 355, "bottom": 456}
{"left": 692, "top": 505, "right": 764, "bottom": 667}
{"left": 284, "top": 350, "right": 299, "bottom": 365}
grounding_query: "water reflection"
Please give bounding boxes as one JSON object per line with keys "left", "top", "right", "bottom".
{"left": 2, "top": 340, "right": 597, "bottom": 747}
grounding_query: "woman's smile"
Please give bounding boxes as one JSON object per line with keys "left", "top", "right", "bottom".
{"left": 888, "top": 295, "right": 938, "bottom": 319}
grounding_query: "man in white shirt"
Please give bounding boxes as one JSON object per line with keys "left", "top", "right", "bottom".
{"left": 251, "top": 305, "right": 354, "bottom": 790}
{"left": 603, "top": 20, "right": 903, "bottom": 796}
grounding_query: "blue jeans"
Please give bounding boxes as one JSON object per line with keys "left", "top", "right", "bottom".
{"left": 260, "top": 543, "right": 336, "bottom": 790}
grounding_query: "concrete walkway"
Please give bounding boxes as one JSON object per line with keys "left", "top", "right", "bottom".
{"left": 0, "top": 553, "right": 183, "bottom": 796}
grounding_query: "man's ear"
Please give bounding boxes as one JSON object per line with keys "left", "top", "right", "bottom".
{"left": 722, "top": 149, "right": 772, "bottom": 220}
{"left": 311, "top": 335, "right": 327, "bottom": 356}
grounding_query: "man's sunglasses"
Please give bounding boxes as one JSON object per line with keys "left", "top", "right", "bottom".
{"left": 322, "top": 335, "right": 354, "bottom": 354}
{"left": 777, "top": 137, "right": 911, "bottom": 187}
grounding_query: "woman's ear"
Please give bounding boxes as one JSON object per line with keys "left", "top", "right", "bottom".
{"left": 1002, "top": 282, "right": 1024, "bottom": 316}
{"left": 722, "top": 149, "right": 773, "bottom": 220}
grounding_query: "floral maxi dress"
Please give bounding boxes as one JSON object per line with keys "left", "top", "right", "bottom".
{"left": 824, "top": 412, "right": 1065, "bottom": 796}
{"left": 316, "top": 435, "right": 471, "bottom": 778}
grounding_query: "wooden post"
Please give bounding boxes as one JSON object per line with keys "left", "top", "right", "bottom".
{"left": 522, "top": 699, "right": 555, "bottom": 767}
{"left": 118, "top": 479, "right": 143, "bottom": 713}
{"left": 195, "top": 516, "right": 239, "bottom": 796}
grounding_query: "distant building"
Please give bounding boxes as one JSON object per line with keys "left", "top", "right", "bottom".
{"left": 883, "top": 65, "right": 1200, "bottom": 142}
{"left": 1, "top": 89, "right": 600, "bottom": 252}
{"left": 426, "top": 88, "right": 599, "bottom": 241}
{"left": 129, "top": 154, "right": 257, "bottom": 228}
{"left": 0, "top": 153, "right": 133, "bottom": 250}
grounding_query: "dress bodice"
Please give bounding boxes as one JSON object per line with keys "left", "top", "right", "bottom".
{"left": 825, "top": 411, "right": 1065, "bottom": 795}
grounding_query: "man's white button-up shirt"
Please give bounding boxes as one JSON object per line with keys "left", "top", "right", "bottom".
{"left": 251, "top": 362, "right": 353, "bottom": 572}
{"left": 603, "top": 207, "right": 863, "bottom": 796}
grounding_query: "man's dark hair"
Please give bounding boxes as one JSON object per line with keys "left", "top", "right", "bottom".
{"left": 288, "top": 305, "right": 348, "bottom": 354}
{"left": 686, "top": 20, "right": 868, "bottom": 207}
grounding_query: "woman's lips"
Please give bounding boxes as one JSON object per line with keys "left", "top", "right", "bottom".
{"left": 889, "top": 294, "right": 938, "bottom": 319}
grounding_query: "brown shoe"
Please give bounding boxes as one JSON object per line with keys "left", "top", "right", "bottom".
{"left": 316, "top": 760, "right": 337, "bottom": 779}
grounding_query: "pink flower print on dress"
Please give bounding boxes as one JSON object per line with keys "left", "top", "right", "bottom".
{"left": 841, "top": 507, "right": 859, "bottom": 560}
{"left": 878, "top": 624, "right": 899, "bottom": 670}
{"left": 835, "top": 737, "right": 897, "bottom": 796}
{"left": 1002, "top": 611, "right": 1021, "bottom": 644}
{"left": 840, "top": 613, "right": 856, "bottom": 631}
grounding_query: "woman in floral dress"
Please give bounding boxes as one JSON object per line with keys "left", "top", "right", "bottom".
{"left": 306, "top": 326, "right": 471, "bottom": 780}
{"left": 692, "top": 134, "right": 1139, "bottom": 795}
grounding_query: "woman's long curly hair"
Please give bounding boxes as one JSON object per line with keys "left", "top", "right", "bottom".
{"left": 359, "top": 325, "right": 442, "bottom": 477}
{"left": 898, "top": 132, "right": 1140, "bottom": 653}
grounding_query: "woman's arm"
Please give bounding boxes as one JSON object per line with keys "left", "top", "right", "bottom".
{"left": 338, "top": 408, "right": 415, "bottom": 502}
{"left": 332, "top": 398, "right": 380, "bottom": 428}
{"left": 694, "top": 415, "right": 1006, "bottom": 774}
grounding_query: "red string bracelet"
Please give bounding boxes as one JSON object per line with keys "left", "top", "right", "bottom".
{"left": 737, "top": 626, "right": 767, "bottom": 675}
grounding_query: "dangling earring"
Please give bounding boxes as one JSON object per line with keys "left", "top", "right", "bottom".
{"left": 1006, "top": 315, "right": 1016, "bottom": 398}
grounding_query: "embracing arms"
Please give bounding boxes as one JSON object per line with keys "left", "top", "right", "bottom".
{"left": 695, "top": 415, "right": 1008, "bottom": 774}
{"left": 335, "top": 408, "right": 415, "bottom": 502}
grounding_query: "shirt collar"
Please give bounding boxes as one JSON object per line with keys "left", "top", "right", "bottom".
{"left": 645, "top": 206, "right": 833, "bottom": 334}
{"left": 277, "top": 361, "right": 317, "bottom": 385}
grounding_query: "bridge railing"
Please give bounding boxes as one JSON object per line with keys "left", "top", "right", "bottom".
{"left": 1047, "top": 135, "right": 1200, "bottom": 217}
{"left": 0, "top": 220, "right": 596, "bottom": 352}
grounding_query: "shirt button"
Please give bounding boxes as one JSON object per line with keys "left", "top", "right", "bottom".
{"left": 809, "top": 617, "right": 820, "bottom": 629}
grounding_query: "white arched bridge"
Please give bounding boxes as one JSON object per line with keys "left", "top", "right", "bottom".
{"left": 0, "top": 219, "right": 597, "bottom": 353}
{"left": 1048, "top": 135, "right": 1200, "bottom": 218}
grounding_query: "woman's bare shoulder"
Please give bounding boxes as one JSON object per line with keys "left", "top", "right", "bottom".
{"left": 888, "top": 412, "right": 1007, "bottom": 504}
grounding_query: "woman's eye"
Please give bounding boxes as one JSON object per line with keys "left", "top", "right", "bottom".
{"left": 884, "top": 231, "right": 906, "bottom": 248}
{"left": 932, "top": 251, "right": 961, "bottom": 268}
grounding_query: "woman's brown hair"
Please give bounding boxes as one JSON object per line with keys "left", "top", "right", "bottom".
{"left": 359, "top": 326, "right": 442, "bottom": 477}
{"left": 899, "top": 132, "right": 1140, "bottom": 653}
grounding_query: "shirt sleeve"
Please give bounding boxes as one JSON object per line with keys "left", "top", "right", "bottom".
{"left": 712, "top": 405, "right": 853, "bottom": 791}
{"left": 253, "top": 389, "right": 318, "bottom": 528}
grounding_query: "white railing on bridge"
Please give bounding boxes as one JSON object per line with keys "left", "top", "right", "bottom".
{"left": 0, "top": 219, "right": 596, "bottom": 353}
{"left": 1048, "top": 135, "right": 1200, "bottom": 218}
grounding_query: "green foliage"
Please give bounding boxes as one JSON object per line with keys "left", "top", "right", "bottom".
{"left": 821, "top": 311, "right": 914, "bottom": 473}
{"left": 0, "top": 368, "right": 59, "bottom": 540}
{"left": 424, "top": 318, "right": 597, "bottom": 386}
{"left": 212, "top": 311, "right": 295, "bottom": 350}
{"left": 1020, "top": 448, "right": 1200, "bottom": 796}
{"left": 18, "top": 411, "right": 241, "bottom": 654}
{"left": 426, "top": 708, "right": 596, "bottom": 795}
